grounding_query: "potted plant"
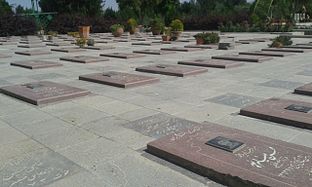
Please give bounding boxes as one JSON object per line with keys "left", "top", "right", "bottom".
{"left": 170, "top": 19, "right": 184, "bottom": 40}
{"left": 193, "top": 32, "right": 220, "bottom": 45}
{"left": 150, "top": 18, "right": 164, "bottom": 35}
{"left": 79, "top": 26, "right": 91, "bottom": 38}
{"left": 269, "top": 36, "right": 292, "bottom": 48}
{"left": 110, "top": 24, "right": 124, "bottom": 37}
{"left": 127, "top": 18, "right": 138, "bottom": 35}
{"left": 47, "top": 31, "right": 58, "bottom": 41}
{"left": 76, "top": 37, "right": 87, "bottom": 48}
{"left": 162, "top": 27, "right": 171, "bottom": 41}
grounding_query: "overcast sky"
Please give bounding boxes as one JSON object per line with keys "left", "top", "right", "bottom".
{"left": 7, "top": 0, "right": 254, "bottom": 10}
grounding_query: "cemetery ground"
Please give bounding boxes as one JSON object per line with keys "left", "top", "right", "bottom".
{"left": 1, "top": 32, "right": 312, "bottom": 186}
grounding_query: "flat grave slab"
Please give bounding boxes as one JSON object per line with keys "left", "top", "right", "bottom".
{"left": 147, "top": 122, "right": 312, "bottom": 187}
{"left": 184, "top": 44, "right": 217, "bottom": 49}
{"left": 240, "top": 98, "right": 312, "bottom": 129}
{"left": 178, "top": 59, "right": 244, "bottom": 69}
{"left": 212, "top": 54, "right": 272, "bottom": 63}
{"left": 295, "top": 83, "right": 312, "bottom": 96}
{"left": 113, "top": 39, "right": 129, "bottom": 42}
{"left": 262, "top": 48, "right": 308, "bottom": 53}
{"left": 19, "top": 40, "right": 42, "bottom": 44}
{"left": 283, "top": 45, "right": 312, "bottom": 49}
{"left": 82, "top": 45, "right": 115, "bottom": 50}
{"left": 161, "top": 47, "right": 202, "bottom": 52}
{"left": 79, "top": 71, "right": 159, "bottom": 88}
{"left": 131, "top": 42, "right": 157, "bottom": 46}
{"left": 100, "top": 52, "right": 145, "bottom": 59}
{"left": 133, "top": 49, "right": 175, "bottom": 55}
{"left": 46, "top": 42, "right": 72, "bottom": 46}
{"left": 0, "top": 81, "right": 90, "bottom": 105}
{"left": 11, "top": 60, "right": 62, "bottom": 69}
{"left": 18, "top": 43, "right": 46, "bottom": 48}
{"left": 0, "top": 42, "right": 17, "bottom": 45}
{"left": 239, "top": 51, "right": 293, "bottom": 57}
{"left": 51, "top": 47, "right": 86, "bottom": 53}
{"left": 60, "top": 55, "right": 109, "bottom": 63}
{"left": 15, "top": 50, "right": 52, "bottom": 56}
{"left": 0, "top": 54, "right": 11, "bottom": 58}
{"left": 136, "top": 64, "right": 208, "bottom": 77}
{"left": 235, "top": 40, "right": 257, "bottom": 44}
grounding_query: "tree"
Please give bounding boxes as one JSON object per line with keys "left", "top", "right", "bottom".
{"left": 0, "top": 0, "right": 12, "bottom": 16}
{"left": 39, "top": 0, "right": 105, "bottom": 16}
{"left": 15, "top": 5, "right": 33, "bottom": 14}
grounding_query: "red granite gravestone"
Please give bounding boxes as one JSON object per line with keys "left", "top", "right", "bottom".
{"left": 133, "top": 49, "right": 175, "bottom": 55}
{"left": 147, "top": 122, "right": 312, "bottom": 187}
{"left": 0, "top": 81, "right": 90, "bottom": 105}
{"left": 79, "top": 71, "right": 159, "bottom": 88}
{"left": 51, "top": 47, "right": 86, "bottom": 53}
{"left": 212, "top": 55, "right": 272, "bottom": 63}
{"left": 178, "top": 59, "right": 244, "bottom": 69}
{"left": 262, "top": 48, "right": 307, "bottom": 53}
{"left": 161, "top": 47, "right": 202, "bottom": 52}
{"left": 60, "top": 56, "right": 109, "bottom": 63}
{"left": 136, "top": 64, "right": 208, "bottom": 77}
{"left": 15, "top": 50, "right": 52, "bottom": 56}
{"left": 295, "top": 83, "right": 312, "bottom": 96}
{"left": 11, "top": 60, "right": 62, "bottom": 69}
{"left": 239, "top": 51, "right": 293, "bottom": 57}
{"left": 100, "top": 52, "right": 145, "bottom": 59}
{"left": 240, "top": 98, "right": 312, "bottom": 129}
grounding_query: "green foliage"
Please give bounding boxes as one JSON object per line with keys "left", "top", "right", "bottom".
{"left": 0, "top": 0, "right": 12, "bottom": 16}
{"left": 150, "top": 17, "right": 164, "bottom": 31}
{"left": 110, "top": 24, "right": 124, "bottom": 33}
{"left": 163, "top": 27, "right": 171, "bottom": 36}
{"left": 170, "top": 19, "right": 183, "bottom": 31}
{"left": 269, "top": 35, "right": 293, "bottom": 48}
{"left": 76, "top": 37, "right": 87, "bottom": 47}
{"left": 127, "top": 18, "right": 138, "bottom": 30}
{"left": 194, "top": 32, "right": 220, "bottom": 44}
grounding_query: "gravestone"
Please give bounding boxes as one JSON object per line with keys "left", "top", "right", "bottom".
{"left": 15, "top": 50, "right": 52, "bottom": 56}
{"left": 18, "top": 43, "right": 46, "bottom": 48}
{"left": 161, "top": 47, "right": 202, "bottom": 52}
{"left": 131, "top": 42, "right": 157, "bottom": 46}
{"left": 0, "top": 42, "right": 17, "bottom": 45}
{"left": 178, "top": 59, "right": 244, "bottom": 69}
{"left": 284, "top": 45, "right": 312, "bottom": 49}
{"left": 51, "top": 47, "right": 86, "bottom": 53}
{"left": 136, "top": 64, "right": 208, "bottom": 77}
{"left": 262, "top": 48, "right": 307, "bottom": 53}
{"left": 240, "top": 98, "right": 312, "bottom": 129}
{"left": 11, "top": 60, "right": 62, "bottom": 69}
{"left": 79, "top": 71, "right": 159, "bottom": 88}
{"left": 295, "top": 83, "right": 312, "bottom": 96}
{"left": 133, "top": 49, "right": 175, "bottom": 55}
{"left": 239, "top": 51, "right": 293, "bottom": 57}
{"left": 46, "top": 42, "right": 72, "bottom": 47}
{"left": 19, "top": 40, "right": 42, "bottom": 44}
{"left": 0, "top": 54, "right": 11, "bottom": 58}
{"left": 100, "top": 52, "right": 145, "bottom": 59}
{"left": 60, "top": 56, "right": 109, "bottom": 63}
{"left": 218, "top": 42, "right": 235, "bottom": 50}
{"left": 184, "top": 45, "right": 217, "bottom": 49}
{"left": 212, "top": 55, "right": 272, "bottom": 63}
{"left": 0, "top": 81, "right": 90, "bottom": 105}
{"left": 82, "top": 45, "right": 115, "bottom": 50}
{"left": 235, "top": 40, "right": 257, "bottom": 44}
{"left": 147, "top": 122, "right": 312, "bottom": 187}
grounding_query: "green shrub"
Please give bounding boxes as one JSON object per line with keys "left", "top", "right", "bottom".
{"left": 110, "top": 24, "right": 124, "bottom": 33}
{"left": 150, "top": 18, "right": 164, "bottom": 32}
{"left": 269, "top": 36, "right": 293, "bottom": 48}
{"left": 127, "top": 18, "right": 138, "bottom": 31}
{"left": 194, "top": 32, "right": 220, "bottom": 44}
{"left": 170, "top": 19, "right": 184, "bottom": 32}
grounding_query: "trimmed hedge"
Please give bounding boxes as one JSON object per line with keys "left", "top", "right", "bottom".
{"left": 0, "top": 14, "right": 36, "bottom": 36}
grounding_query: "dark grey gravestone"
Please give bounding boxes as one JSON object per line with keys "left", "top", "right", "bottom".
{"left": 51, "top": 47, "right": 86, "bottom": 53}
{"left": 11, "top": 60, "right": 62, "bottom": 69}
{"left": 133, "top": 49, "right": 175, "bottom": 55}
{"left": 100, "top": 52, "right": 145, "bottom": 59}
{"left": 184, "top": 45, "right": 217, "bottom": 49}
{"left": 60, "top": 56, "right": 109, "bottom": 63}
{"left": 212, "top": 55, "right": 272, "bottom": 63}
{"left": 136, "top": 64, "right": 208, "bottom": 77}
{"left": 262, "top": 48, "right": 308, "bottom": 53}
{"left": 178, "top": 59, "right": 244, "bottom": 69}
{"left": 15, "top": 50, "right": 52, "bottom": 56}
{"left": 161, "top": 47, "right": 202, "bottom": 52}
{"left": 206, "top": 93, "right": 260, "bottom": 108}
{"left": 122, "top": 113, "right": 197, "bottom": 138}
{"left": 79, "top": 71, "right": 159, "bottom": 88}
{"left": 0, "top": 149, "right": 82, "bottom": 187}
{"left": 283, "top": 45, "right": 312, "bottom": 49}
{"left": 82, "top": 45, "right": 115, "bottom": 50}
{"left": 295, "top": 83, "right": 312, "bottom": 96}
{"left": 0, "top": 81, "right": 90, "bottom": 105}
{"left": 259, "top": 80, "right": 303, "bottom": 90}
{"left": 239, "top": 51, "right": 293, "bottom": 57}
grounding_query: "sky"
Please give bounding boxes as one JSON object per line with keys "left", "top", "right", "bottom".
{"left": 7, "top": 0, "right": 253, "bottom": 10}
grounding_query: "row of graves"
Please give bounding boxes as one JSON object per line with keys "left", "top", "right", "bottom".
{"left": 1, "top": 32, "right": 312, "bottom": 186}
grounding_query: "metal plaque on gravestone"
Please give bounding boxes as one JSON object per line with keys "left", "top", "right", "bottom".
{"left": 206, "top": 136, "right": 245, "bottom": 153}
{"left": 285, "top": 104, "right": 312, "bottom": 113}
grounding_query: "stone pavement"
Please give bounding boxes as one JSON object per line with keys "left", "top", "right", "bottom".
{"left": 0, "top": 32, "right": 312, "bottom": 186}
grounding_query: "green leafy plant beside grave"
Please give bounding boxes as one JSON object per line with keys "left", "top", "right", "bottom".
{"left": 194, "top": 32, "right": 220, "bottom": 45}
{"left": 110, "top": 24, "right": 124, "bottom": 37}
{"left": 150, "top": 18, "right": 164, "bottom": 35}
{"left": 162, "top": 27, "right": 171, "bottom": 41}
{"left": 269, "top": 36, "right": 293, "bottom": 48}
{"left": 76, "top": 37, "right": 87, "bottom": 47}
{"left": 170, "top": 19, "right": 184, "bottom": 40}
{"left": 127, "top": 18, "right": 138, "bottom": 34}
